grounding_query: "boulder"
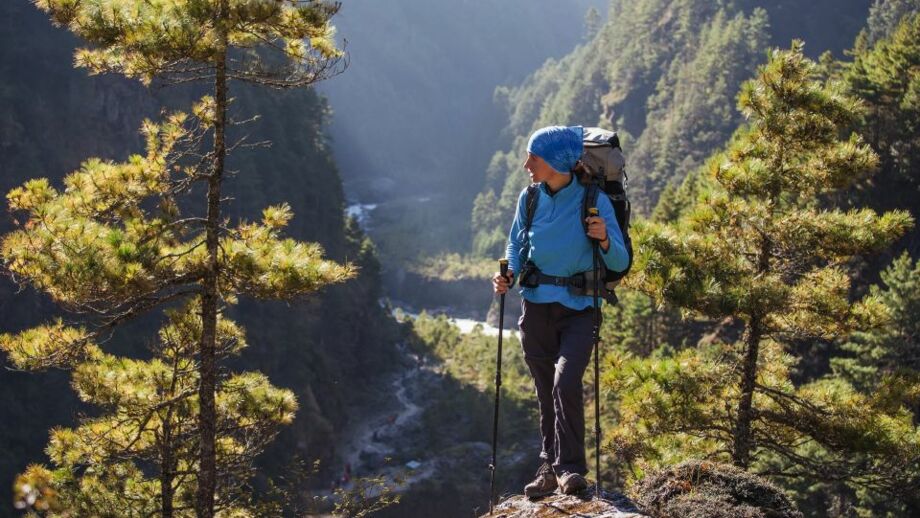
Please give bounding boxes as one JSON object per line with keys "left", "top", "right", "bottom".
{"left": 631, "top": 460, "right": 803, "bottom": 518}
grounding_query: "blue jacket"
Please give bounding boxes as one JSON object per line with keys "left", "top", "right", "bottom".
{"left": 505, "top": 177, "right": 629, "bottom": 310}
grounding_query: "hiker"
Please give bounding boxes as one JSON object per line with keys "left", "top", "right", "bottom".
{"left": 492, "top": 125, "right": 629, "bottom": 497}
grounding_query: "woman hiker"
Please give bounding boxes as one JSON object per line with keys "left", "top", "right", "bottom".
{"left": 491, "top": 125, "right": 629, "bottom": 497}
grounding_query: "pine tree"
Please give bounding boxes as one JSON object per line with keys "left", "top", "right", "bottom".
{"left": 619, "top": 42, "right": 918, "bottom": 502}
{"left": 845, "top": 13, "right": 920, "bottom": 180}
{"left": 11, "top": 299, "right": 297, "bottom": 517}
{"left": 3, "top": 108, "right": 351, "bottom": 515}
{"left": 863, "top": 0, "right": 920, "bottom": 45}
{"left": 825, "top": 251, "right": 920, "bottom": 514}
{"left": 838, "top": 13, "right": 920, "bottom": 262}
{"left": 2, "top": 0, "right": 349, "bottom": 510}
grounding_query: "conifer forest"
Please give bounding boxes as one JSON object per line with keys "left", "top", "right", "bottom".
{"left": 1, "top": 1, "right": 918, "bottom": 517}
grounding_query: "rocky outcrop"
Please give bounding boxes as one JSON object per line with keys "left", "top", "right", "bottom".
{"left": 632, "top": 461, "right": 803, "bottom": 518}
{"left": 483, "top": 486, "right": 648, "bottom": 518}
{"left": 481, "top": 461, "right": 804, "bottom": 518}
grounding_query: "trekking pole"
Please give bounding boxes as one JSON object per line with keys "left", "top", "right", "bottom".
{"left": 488, "top": 258, "right": 509, "bottom": 515}
{"left": 588, "top": 207, "right": 602, "bottom": 500}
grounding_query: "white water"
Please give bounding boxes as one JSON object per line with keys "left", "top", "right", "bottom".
{"left": 345, "top": 202, "right": 378, "bottom": 227}
{"left": 451, "top": 317, "right": 519, "bottom": 338}
{"left": 392, "top": 305, "right": 519, "bottom": 338}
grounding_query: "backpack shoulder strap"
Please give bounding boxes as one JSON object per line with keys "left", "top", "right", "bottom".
{"left": 519, "top": 184, "right": 540, "bottom": 265}
{"left": 524, "top": 184, "right": 539, "bottom": 234}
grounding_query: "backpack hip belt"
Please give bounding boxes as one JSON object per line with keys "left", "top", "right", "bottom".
{"left": 519, "top": 262, "right": 604, "bottom": 293}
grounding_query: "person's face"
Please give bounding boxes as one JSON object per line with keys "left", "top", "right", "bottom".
{"left": 522, "top": 153, "right": 555, "bottom": 183}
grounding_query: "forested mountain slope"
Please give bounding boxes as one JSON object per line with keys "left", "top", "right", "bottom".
{"left": 653, "top": 0, "right": 920, "bottom": 263}
{"left": 0, "top": 2, "right": 396, "bottom": 513}
{"left": 470, "top": 0, "right": 874, "bottom": 259}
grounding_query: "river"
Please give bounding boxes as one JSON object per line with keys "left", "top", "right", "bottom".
{"left": 330, "top": 200, "right": 521, "bottom": 510}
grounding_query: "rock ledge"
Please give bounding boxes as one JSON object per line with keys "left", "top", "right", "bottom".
{"left": 482, "top": 486, "right": 649, "bottom": 518}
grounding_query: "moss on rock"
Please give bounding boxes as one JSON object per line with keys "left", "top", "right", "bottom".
{"left": 631, "top": 460, "right": 802, "bottom": 518}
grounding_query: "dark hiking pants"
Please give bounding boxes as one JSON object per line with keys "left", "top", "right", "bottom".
{"left": 518, "top": 299, "right": 597, "bottom": 476}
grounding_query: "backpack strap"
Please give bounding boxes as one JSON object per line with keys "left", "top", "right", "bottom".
{"left": 522, "top": 184, "right": 540, "bottom": 264}
{"left": 524, "top": 184, "right": 539, "bottom": 234}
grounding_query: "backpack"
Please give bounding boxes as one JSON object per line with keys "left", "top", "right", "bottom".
{"left": 522, "top": 127, "right": 633, "bottom": 295}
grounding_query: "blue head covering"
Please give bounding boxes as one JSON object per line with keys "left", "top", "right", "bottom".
{"left": 526, "top": 125, "right": 584, "bottom": 174}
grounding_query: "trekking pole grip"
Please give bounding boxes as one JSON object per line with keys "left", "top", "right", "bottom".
{"left": 587, "top": 207, "right": 601, "bottom": 243}
{"left": 499, "top": 258, "right": 509, "bottom": 280}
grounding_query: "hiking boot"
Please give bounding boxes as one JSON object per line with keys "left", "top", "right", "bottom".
{"left": 557, "top": 471, "right": 588, "bottom": 495}
{"left": 523, "top": 463, "right": 557, "bottom": 499}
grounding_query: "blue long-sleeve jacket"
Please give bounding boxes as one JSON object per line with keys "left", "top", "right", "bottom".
{"left": 505, "top": 177, "right": 629, "bottom": 310}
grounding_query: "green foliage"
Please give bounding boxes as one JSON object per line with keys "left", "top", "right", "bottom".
{"left": 471, "top": 188, "right": 507, "bottom": 258}
{"left": 3, "top": 109, "right": 194, "bottom": 309}
{"left": 34, "top": 0, "right": 342, "bottom": 85}
{"left": 629, "top": 7, "right": 770, "bottom": 210}
{"left": 635, "top": 43, "right": 911, "bottom": 328}
{"left": 600, "top": 288, "right": 685, "bottom": 356}
{"left": 833, "top": 253, "right": 920, "bottom": 392}
{"left": 863, "top": 0, "right": 920, "bottom": 45}
{"left": 409, "top": 253, "right": 495, "bottom": 281}
{"left": 847, "top": 12, "right": 920, "bottom": 175}
{"left": 649, "top": 168, "right": 714, "bottom": 223}
{"left": 840, "top": 13, "right": 920, "bottom": 257}
{"left": 330, "top": 473, "right": 402, "bottom": 518}
{"left": 409, "top": 313, "right": 530, "bottom": 401}
{"left": 605, "top": 339, "right": 920, "bottom": 513}
{"left": 0, "top": 3, "right": 400, "bottom": 514}
{"left": 10, "top": 300, "right": 296, "bottom": 516}
{"left": 622, "top": 11, "right": 920, "bottom": 516}
{"left": 404, "top": 312, "right": 536, "bottom": 458}
{"left": 0, "top": 321, "right": 96, "bottom": 371}
{"left": 618, "top": 42, "right": 918, "bottom": 508}
{"left": 1, "top": 100, "right": 353, "bottom": 513}
{"left": 1, "top": 108, "right": 353, "bottom": 348}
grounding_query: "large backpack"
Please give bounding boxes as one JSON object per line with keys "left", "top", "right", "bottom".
{"left": 523, "top": 127, "right": 633, "bottom": 294}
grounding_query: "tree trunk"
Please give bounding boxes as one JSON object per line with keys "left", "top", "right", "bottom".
{"left": 733, "top": 225, "right": 771, "bottom": 469}
{"left": 160, "top": 419, "right": 175, "bottom": 518}
{"left": 732, "top": 315, "right": 761, "bottom": 468}
{"left": 196, "top": 4, "right": 228, "bottom": 515}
